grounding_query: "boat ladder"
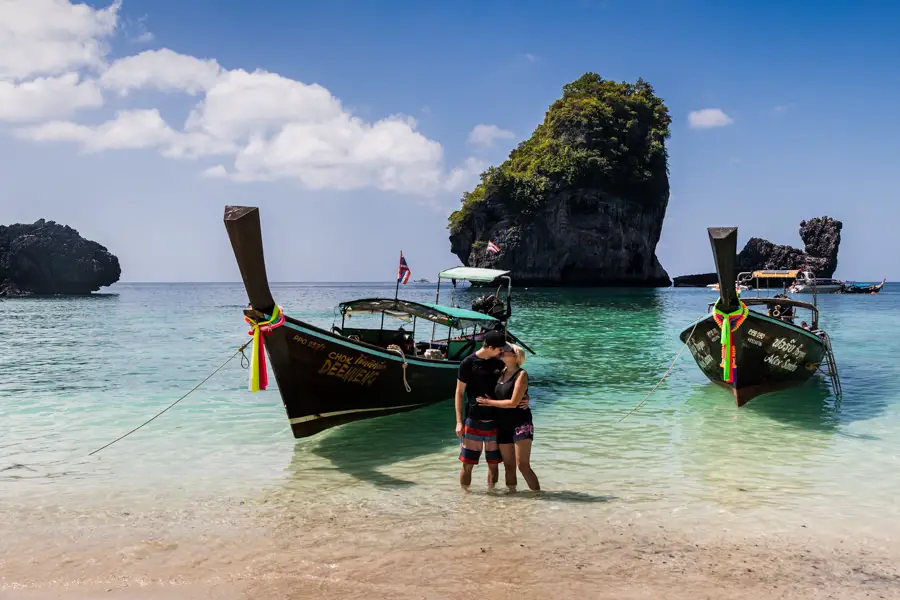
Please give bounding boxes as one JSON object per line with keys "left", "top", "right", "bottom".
{"left": 817, "top": 331, "right": 843, "bottom": 398}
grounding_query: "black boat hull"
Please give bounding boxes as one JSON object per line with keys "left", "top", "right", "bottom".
{"left": 679, "top": 310, "right": 827, "bottom": 406}
{"left": 261, "top": 314, "right": 459, "bottom": 438}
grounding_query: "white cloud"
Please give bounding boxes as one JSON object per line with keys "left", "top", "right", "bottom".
{"left": 0, "top": 73, "right": 103, "bottom": 121}
{"left": 201, "top": 164, "right": 228, "bottom": 179}
{"left": 468, "top": 124, "right": 515, "bottom": 148}
{"left": 0, "top": 0, "right": 119, "bottom": 123}
{"left": 444, "top": 157, "right": 488, "bottom": 192}
{"left": 2, "top": 0, "right": 483, "bottom": 196}
{"left": 0, "top": 0, "right": 120, "bottom": 81}
{"left": 183, "top": 69, "right": 344, "bottom": 141}
{"left": 18, "top": 108, "right": 235, "bottom": 157}
{"left": 224, "top": 113, "right": 446, "bottom": 191}
{"left": 774, "top": 103, "right": 795, "bottom": 113}
{"left": 124, "top": 14, "right": 154, "bottom": 44}
{"left": 688, "top": 108, "right": 733, "bottom": 129}
{"left": 100, "top": 49, "right": 223, "bottom": 95}
{"left": 18, "top": 66, "right": 473, "bottom": 194}
{"left": 21, "top": 61, "right": 478, "bottom": 194}
{"left": 523, "top": 53, "right": 538, "bottom": 63}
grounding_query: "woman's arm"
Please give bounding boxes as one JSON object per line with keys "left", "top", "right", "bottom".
{"left": 476, "top": 372, "right": 529, "bottom": 408}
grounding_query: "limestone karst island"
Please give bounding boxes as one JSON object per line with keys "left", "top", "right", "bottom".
{"left": 0, "top": 219, "right": 121, "bottom": 297}
{"left": 448, "top": 73, "right": 673, "bottom": 287}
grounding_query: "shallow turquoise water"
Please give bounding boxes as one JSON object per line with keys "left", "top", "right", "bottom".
{"left": 2, "top": 283, "right": 898, "bottom": 538}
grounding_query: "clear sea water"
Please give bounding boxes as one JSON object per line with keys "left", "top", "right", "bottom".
{"left": 2, "top": 282, "right": 899, "bottom": 542}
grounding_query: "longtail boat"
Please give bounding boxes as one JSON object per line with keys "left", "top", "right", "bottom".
{"left": 224, "top": 205, "right": 532, "bottom": 438}
{"left": 679, "top": 227, "right": 841, "bottom": 406}
{"left": 839, "top": 279, "right": 886, "bottom": 294}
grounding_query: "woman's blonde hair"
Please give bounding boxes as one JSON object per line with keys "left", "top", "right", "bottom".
{"left": 506, "top": 343, "right": 526, "bottom": 367}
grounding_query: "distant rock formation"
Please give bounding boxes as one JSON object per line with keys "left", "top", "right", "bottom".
{"left": 672, "top": 216, "right": 842, "bottom": 287}
{"left": 0, "top": 219, "right": 121, "bottom": 296}
{"left": 672, "top": 272, "right": 718, "bottom": 287}
{"left": 448, "top": 73, "right": 672, "bottom": 287}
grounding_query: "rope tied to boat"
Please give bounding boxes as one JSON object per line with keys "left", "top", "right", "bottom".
{"left": 618, "top": 319, "right": 701, "bottom": 423}
{"left": 88, "top": 339, "right": 253, "bottom": 456}
{"left": 712, "top": 299, "right": 748, "bottom": 384}
{"left": 244, "top": 305, "right": 285, "bottom": 392}
{"left": 386, "top": 344, "right": 412, "bottom": 393}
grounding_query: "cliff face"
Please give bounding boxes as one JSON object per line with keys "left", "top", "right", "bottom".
{"left": 0, "top": 219, "right": 121, "bottom": 296}
{"left": 450, "top": 188, "right": 670, "bottom": 286}
{"left": 736, "top": 217, "right": 842, "bottom": 276}
{"left": 672, "top": 216, "right": 842, "bottom": 286}
{"left": 448, "top": 73, "right": 672, "bottom": 287}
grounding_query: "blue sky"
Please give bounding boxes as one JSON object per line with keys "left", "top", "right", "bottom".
{"left": 0, "top": 0, "right": 897, "bottom": 283}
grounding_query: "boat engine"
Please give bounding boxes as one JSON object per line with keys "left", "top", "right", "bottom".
{"left": 471, "top": 294, "right": 506, "bottom": 320}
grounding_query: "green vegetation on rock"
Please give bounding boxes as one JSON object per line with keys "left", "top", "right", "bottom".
{"left": 448, "top": 73, "right": 672, "bottom": 234}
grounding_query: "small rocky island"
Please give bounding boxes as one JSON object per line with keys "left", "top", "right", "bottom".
{"left": 673, "top": 216, "right": 842, "bottom": 287}
{"left": 448, "top": 73, "right": 673, "bottom": 286}
{"left": 0, "top": 219, "right": 121, "bottom": 296}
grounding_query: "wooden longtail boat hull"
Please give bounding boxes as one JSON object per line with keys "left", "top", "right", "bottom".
{"left": 224, "top": 205, "right": 464, "bottom": 439}
{"left": 679, "top": 310, "right": 827, "bottom": 406}
{"left": 253, "top": 312, "right": 458, "bottom": 438}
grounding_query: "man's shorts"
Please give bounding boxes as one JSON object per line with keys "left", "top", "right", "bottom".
{"left": 459, "top": 418, "right": 501, "bottom": 464}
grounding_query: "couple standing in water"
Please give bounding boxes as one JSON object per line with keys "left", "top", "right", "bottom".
{"left": 454, "top": 330, "right": 540, "bottom": 491}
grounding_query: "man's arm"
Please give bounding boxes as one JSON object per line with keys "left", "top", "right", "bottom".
{"left": 454, "top": 380, "right": 466, "bottom": 438}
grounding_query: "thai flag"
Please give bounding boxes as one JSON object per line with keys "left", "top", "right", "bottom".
{"left": 397, "top": 252, "right": 411, "bottom": 284}
{"left": 487, "top": 241, "right": 501, "bottom": 254}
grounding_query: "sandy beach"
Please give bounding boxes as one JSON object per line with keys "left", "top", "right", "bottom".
{"left": 3, "top": 486, "right": 899, "bottom": 600}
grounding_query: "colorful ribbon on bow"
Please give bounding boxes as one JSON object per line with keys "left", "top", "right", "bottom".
{"left": 245, "top": 305, "right": 285, "bottom": 392}
{"left": 712, "top": 299, "right": 748, "bottom": 383}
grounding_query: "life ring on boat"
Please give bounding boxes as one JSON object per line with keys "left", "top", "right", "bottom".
{"left": 348, "top": 335, "right": 360, "bottom": 342}
{"left": 772, "top": 306, "right": 782, "bottom": 317}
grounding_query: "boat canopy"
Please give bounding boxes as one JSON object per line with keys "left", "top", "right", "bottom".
{"left": 438, "top": 267, "right": 510, "bottom": 283}
{"left": 750, "top": 269, "right": 800, "bottom": 279}
{"left": 339, "top": 297, "right": 499, "bottom": 329}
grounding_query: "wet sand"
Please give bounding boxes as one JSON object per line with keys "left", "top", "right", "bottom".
{"left": 3, "top": 488, "right": 899, "bottom": 600}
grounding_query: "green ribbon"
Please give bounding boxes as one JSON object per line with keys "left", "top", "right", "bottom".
{"left": 713, "top": 299, "right": 748, "bottom": 383}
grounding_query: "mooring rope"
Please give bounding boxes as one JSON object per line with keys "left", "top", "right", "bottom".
{"left": 386, "top": 344, "right": 412, "bottom": 393}
{"left": 618, "top": 320, "right": 701, "bottom": 424}
{"left": 87, "top": 340, "right": 253, "bottom": 456}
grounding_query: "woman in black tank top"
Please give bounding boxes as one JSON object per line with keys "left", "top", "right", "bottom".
{"left": 476, "top": 343, "right": 540, "bottom": 491}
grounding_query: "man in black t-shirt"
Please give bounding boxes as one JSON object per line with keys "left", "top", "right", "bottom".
{"left": 455, "top": 330, "right": 506, "bottom": 487}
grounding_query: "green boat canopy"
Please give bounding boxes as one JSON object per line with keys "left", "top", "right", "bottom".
{"left": 338, "top": 298, "right": 499, "bottom": 329}
{"left": 437, "top": 266, "right": 510, "bottom": 283}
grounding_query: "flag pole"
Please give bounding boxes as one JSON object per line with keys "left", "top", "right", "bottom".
{"left": 394, "top": 250, "right": 402, "bottom": 301}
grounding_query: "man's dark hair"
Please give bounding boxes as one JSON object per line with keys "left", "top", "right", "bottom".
{"left": 483, "top": 330, "right": 506, "bottom": 349}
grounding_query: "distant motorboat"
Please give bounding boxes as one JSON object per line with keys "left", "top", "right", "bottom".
{"left": 707, "top": 282, "right": 750, "bottom": 293}
{"left": 788, "top": 271, "right": 843, "bottom": 294}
